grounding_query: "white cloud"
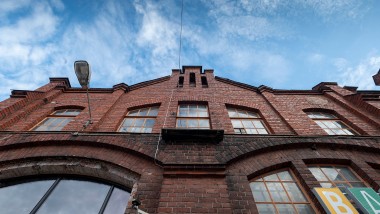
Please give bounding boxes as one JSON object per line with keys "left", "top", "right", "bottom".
{"left": 337, "top": 55, "right": 380, "bottom": 89}
{"left": 0, "top": 0, "right": 31, "bottom": 18}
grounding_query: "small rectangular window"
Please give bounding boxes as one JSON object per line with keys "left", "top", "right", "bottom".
{"left": 189, "top": 73, "right": 196, "bottom": 87}
{"left": 178, "top": 76, "right": 184, "bottom": 88}
{"left": 201, "top": 76, "right": 208, "bottom": 88}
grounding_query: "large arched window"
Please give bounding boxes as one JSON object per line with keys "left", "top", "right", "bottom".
{"left": 0, "top": 177, "right": 130, "bottom": 214}
{"left": 32, "top": 109, "right": 82, "bottom": 131}
{"left": 308, "top": 165, "right": 367, "bottom": 198}
{"left": 227, "top": 107, "right": 269, "bottom": 134}
{"left": 306, "top": 112, "right": 356, "bottom": 135}
{"left": 118, "top": 106, "right": 159, "bottom": 133}
{"left": 250, "top": 169, "right": 315, "bottom": 214}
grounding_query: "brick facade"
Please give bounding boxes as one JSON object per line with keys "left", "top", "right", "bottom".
{"left": 0, "top": 66, "right": 380, "bottom": 214}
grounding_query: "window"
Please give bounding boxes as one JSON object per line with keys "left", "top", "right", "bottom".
{"left": 308, "top": 165, "right": 367, "bottom": 198}
{"left": 189, "top": 72, "right": 196, "bottom": 87}
{"left": 201, "top": 76, "right": 208, "bottom": 88}
{"left": 118, "top": 106, "right": 159, "bottom": 133}
{"left": 178, "top": 76, "right": 184, "bottom": 88}
{"left": 0, "top": 177, "right": 130, "bottom": 214}
{"left": 32, "top": 109, "right": 82, "bottom": 131}
{"left": 250, "top": 170, "right": 315, "bottom": 214}
{"left": 176, "top": 104, "right": 210, "bottom": 129}
{"left": 227, "top": 107, "right": 269, "bottom": 134}
{"left": 306, "top": 112, "right": 355, "bottom": 135}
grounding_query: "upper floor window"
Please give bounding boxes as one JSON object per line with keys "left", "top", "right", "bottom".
{"left": 308, "top": 165, "right": 367, "bottom": 196}
{"left": 32, "top": 109, "right": 82, "bottom": 131}
{"left": 0, "top": 177, "right": 130, "bottom": 214}
{"left": 227, "top": 107, "right": 269, "bottom": 134}
{"left": 306, "top": 112, "right": 355, "bottom": 135}
{"left": 250, "top": 169, "right": 315, "bottom": 214}
{"left": 118, "top": 106, "right": 159, "bottom": 133}
{"left": 176, "top": 104, "right": 210, "bottom": 129}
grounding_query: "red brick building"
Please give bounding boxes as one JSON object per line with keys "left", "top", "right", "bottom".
{"left": 0, "top": 66, "right": 379, "bottom": 214}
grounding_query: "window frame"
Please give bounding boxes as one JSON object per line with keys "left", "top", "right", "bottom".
{"left": 31, "top": 109, "right": 82, "bottom": 131}
{"left": 227, "top": 107, "right": 270, "bottom": 134}
{"left": 118, "top": 106, "right": 159, "bottom": 133}
{"left": 306, "top": 112, "right": 357, "bottom": 135}
{"left": 176, "top": 103, "right": 211, "bottom": 129}
{"left": 250, "top": 169, "right": 316, "bottom": 214}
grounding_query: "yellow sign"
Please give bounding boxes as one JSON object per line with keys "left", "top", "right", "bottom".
{"left": 313, "top": 188, "right": 358, "bottom": 214}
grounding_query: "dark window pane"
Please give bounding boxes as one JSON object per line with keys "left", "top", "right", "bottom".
{"left": 295, "top": 204, "right": 315, "bottom": 214}
{"left": 145, "top": 119, "right": 155, "bottom": 128}
{"left": 103, "top": 188, "right": 130, "bottom": 214}
{"left": 36, "top": 180, "right": 110, "bottom": 214}
{"left": 138, "top": 108, "right": 148, "bottom": 116}
{"left": 0, "top": 180, "right": 55, "bottom": 214}
{"left": 147, "top": 107, "right": 159, "bottom": 116}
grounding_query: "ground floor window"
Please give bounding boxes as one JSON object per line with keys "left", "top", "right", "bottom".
{"left": 250, "top": 169, "right": 315, "bottom": 214}
{"left": 0, "top": 177, "right": 130, "bottom": 214}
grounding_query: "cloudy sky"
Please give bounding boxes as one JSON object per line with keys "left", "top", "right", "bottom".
{"left": 1, "top": 0, "right": 380, "bottom": 101}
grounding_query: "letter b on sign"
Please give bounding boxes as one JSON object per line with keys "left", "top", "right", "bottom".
{"left": 314, "top": 188, "right": 358, "bottom": 214}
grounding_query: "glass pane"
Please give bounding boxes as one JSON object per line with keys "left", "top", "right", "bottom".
{"left": 256, "top": 204, "right": 276, "bottom": 214}
{"left": 231, "top": 120, "right": 243, "bottom": 128}
{"left": 277, "top": 171, "right": 293, "bottom": 181}
{"left": 321, "top": 167, "right": 344, "bottom": 181}
{"left": 242, "top": 120, "right": 254, "bottom": 128}
{"left": 295, "top": 204, "right": 315, "bottom": 214}
{"left": 283, "top": 183, "right": 307, "bottom": 202}
{"left": 263, "top": 174, "right": 279, "bottom": 181}
{"left": 276, "top": 204, "right": 296, "bottom": 214}
{"left": 145, "top": 119, "right": 155, "bottom": 128}
{"left": 198, "top": 111, "right": 208, "bottom": 117}
{"left": 143, "top": 128, "right": 152, "bottom": 133}
{"left": 257, "top": 129, "right": 268, "bottom": 134}
{"left": 320, "top": 183, "right": 334, "bottom": 188}
{"left": 147, "top": 107, "right": 159, "bottom": 116}
{"left": 176, "top": 119, "right": 186, "bottom": 128}
{"left": 178, "top": 109, "right": 187, "bottom": 116}
{"left": 0, "top": 180, "right": 55, "bottom": 214}
{"left": 127, "top": 110, "right": 139, "bottom": 116}
{"left": 247, "top": 111, "right": 259, "bottom": 118}
{"left": 315, "top": 121, "right": 327, "bottom": 128}
{"left": 309, "top": 167, "right": 328, "bottom": 181}
{"left": 187, "top": 119, "right": 198, "bottom": 127}
{"left": 266, "top": 183, "right": 289, "bottom": 202}
{"left": 134, "top": 119, "right": 144, "bottom": 127}
{"left": 250, "top": 182, "right": 271, "bottom": 202}
{"left": 122, "top": 118, "right": 134, "bottom": 127}
{"left": 237, "top": 110, "right": 247, "bottom": 117}
{"left": 188, "top": 108, "right": 197, "bottom": 117}
{"left": 334, "top": 129, "right": 347, "bottom": 135}
{"left": 246, "top": 129, "right": 258, "bottom": 134}
{"left": 253, "top": 120, "right": 265, "bottom": 128}
{"left": 37, "top": 180, "right": 110, "bottom": 214}
{"left": 198, "top": 105, "right": 207, "bottom": 110}
{"left": 138, "top": 108, "right": 148, "bottom": 116}
{"left": 103, "top": 188, "right": 130, "bottom": 214}
{"left": 198, "top": 119, "right": 210, "bottom": 128}
{"left": 336, "top": 167, "right": 359, "bottom": 181}
{"left": 227, "top": 109, "right": 238, "bottom": 117}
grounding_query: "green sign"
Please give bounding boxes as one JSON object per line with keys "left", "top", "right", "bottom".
{"left": 347, "top": 188, "right": 380, "bottom": 214}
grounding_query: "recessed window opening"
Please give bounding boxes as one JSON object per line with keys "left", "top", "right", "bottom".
{"left": 178, "top": 76, "right": 184, "bottom": 88}
{"left": 118, "top": 106, "right": 159, "bottom": 133}
{"left": 306, "top": 112, "right": 356, "bottom": 135}
{"left": 250, "top": 169, "right": 315, "bottom": 213}
{"left": 32, "top": 109, "right": 82, "bottom": 131}
{"left": 189, "top": 72, "right": 196, "bottom": 87}
{"left": 0, "top": 177, "right": 130, "bottom": 214}
{"left": 227, "top": 107, "right": 269, "bottom": 134}
{"left": 176, "top": 104, "right": 210, "bottom": 129}
{"left": 201, "top": 76, "right": 208, "bottom": 88}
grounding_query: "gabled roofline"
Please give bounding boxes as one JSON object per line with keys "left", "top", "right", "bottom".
{"left": 215, "top": 76, "right": 258, "bottom": 92}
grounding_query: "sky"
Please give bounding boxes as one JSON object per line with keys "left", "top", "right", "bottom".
{"left": 0, "top": 0, "right": 380, "bottom": 101}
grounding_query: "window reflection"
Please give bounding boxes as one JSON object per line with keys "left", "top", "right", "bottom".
{"left": 0, "top": 178, "right": 130, "bottom": 214}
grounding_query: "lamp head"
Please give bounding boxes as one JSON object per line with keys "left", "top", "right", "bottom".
{"left": 74, "top": 60, "right": 91, "bottom": 88}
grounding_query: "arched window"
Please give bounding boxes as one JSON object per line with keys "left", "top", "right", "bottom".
{"left": 118, "top": 106, "right": 159, "bottom": 133}
{"left": 250, "top": 169, "right": 315, "bottom": 214}
{"left": 0, "top": 177, "right": 130, "bottom": 214}
{"left": 306, "top": 112, "right": 356, "bottom": 135}
{"left": 308, "top": 165, "right": 367, "bottom": 198}
{"left": 32, "top": 109, "right": 82, "bottom": 131}
{"left": 227, "top": 107, "right": 269, "bottom": 134}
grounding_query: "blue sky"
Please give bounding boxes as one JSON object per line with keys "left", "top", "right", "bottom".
{"left": 1, "top": 0, "right": 380, "bottom": 101}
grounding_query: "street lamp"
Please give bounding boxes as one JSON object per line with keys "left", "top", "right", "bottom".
{"left": 74, "top": 60, "right": 93, "bottom": 129}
